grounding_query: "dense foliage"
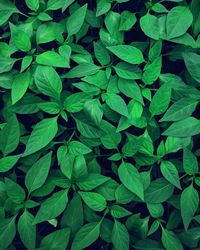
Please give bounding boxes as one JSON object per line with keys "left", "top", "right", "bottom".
{"left": 0, "top": 0, "right": 200, "bottom": 249}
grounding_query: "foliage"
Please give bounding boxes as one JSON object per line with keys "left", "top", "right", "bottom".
{"left": 0, "top": 0, "right": 200, "bottom": 249}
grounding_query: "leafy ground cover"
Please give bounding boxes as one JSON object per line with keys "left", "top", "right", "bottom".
{"left": 0, "top": 0, "right": 200, "bottom": 249}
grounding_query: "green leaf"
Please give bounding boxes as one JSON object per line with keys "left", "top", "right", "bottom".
{"left": 0, "top": 0, "right": 19, "bottom": 26}
{"left": 83, "top": 99, "right": 103, "bottom": 126}
{"left": 71, "top": 221, "right": 101, "bottom": 250}
{"left": 162, "top": 117, "right": 200, "bottom": 137}
{"left": 77, "top": 173, "right": 110, "bottom": 191}
{"left": 25, "top": 0, "right": 39, "bottom": 11}
{"left": 61, "top": 194, "right": 84, "bottom": 234}
{"left": 18, "top": 210, "right": 36, "bottom": 250}
{"left": 62, "top": 63, "right": 100, "bottom": 78}
{"left": 107, "top": 45, "right": 144, "bottom": 64}
{"left": 23, "top": 117, "right": 58, "bottom": 156}
{"left": 68, "top": 141, "right": 92, "bottom": 156}
{"left": 114, "top": 62, "right": 142, "bottom": 80}
{"left": 64, "top": 92, "right": 90, "bottom": 112}
{"left": 46, "top": 0, "right": 65, "bottom": 11}
{"left": 94, "top": 41, "right": 110, "bottom": 66}
{"left": 150, "top": 84, "right": 171, "bottom": 116}
{"left": 166, "top": 6, "right": 193, "bottom": 39}
{"left": 12, "top": 31, "right": 31, "bottom": 52}
{"left": 67, "top": 4, "right": 88, "bottom": 37}
{"left": 183, "top": 52, "right": 200, "bottom": 83}
{"left": 25, "top": 152, "right": 52, "bottom": 193}
{"left": 140, "top": 13, "right": 159, "bottom": 40}
{"left": 118, "top": 78, "right": 143, "bottom": 104}
{"left": 0, "top": 217, "right": 16, "bottom": 250}
{"left": 144, "top": 178, "right": 174, "bottom": 203}
{"left": 96, "top": 0, "right": 111, "bottom": 16}
{"left": 40, "top": 228, "right": 70, "bottom": 250}
{"left": 112, "top": 220, "right": 129, "bottom": 250}
{"left": 34, "top": 66, "right": 62, "bottom": 99}
{"left": 160, "top": 161, "right": 181, "bottom": 189}
{"left": 111, "top": 205, "right": 131, "bottom": 218}
{"left": 79, "top": 191, "right": 107, "bottom": 211}
{"left": 0, "top": 154, "right": 21, "bottom": 173}
{"left": 36, "top": 22, "right": 64, "bottom": 44}
{"left": 160, "top": 98, "right": 198, "bottom": 122}
{"left": 180, "top": 184, "right": 199, "bottom": 230}
{"left": 162, "top": 228, "right": 184, "bottom": 250}
{"left": 183, "top": 148, "right": 198, "bottom": 175}
{"left": 118, "top": 162, "right": 144, "bottom": 200}
{"left": 0, "top": 56, "right": 17, "bottom": 74}
{"left": 119, "top": 11, "right": 136, "bottom": 31}
{"left": 103, "top": 93, "right": 129, "bottom": 117}
{"left": 5, "top": 178, "right": 25, "bottom": 204}
{"left": 0, "top": 115, "right": 20, "bottom": 156}
{"left": 11, "top": 70, "right": 31, "bottom": 104}
{"left": 34, "top": 189, "right": 68, "bottom": 224}
{"left": 36, "top": 51, "right": 69, "bottom": 68}
{"left": 142, "top": 56, "right": 162, "bottom": 85}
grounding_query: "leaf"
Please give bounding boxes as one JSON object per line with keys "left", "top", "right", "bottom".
{"left": 12, "top": 31, "right": 31, "bottom": 52}
{"left": 36, "top": 22, "right": 64, "bottom": 44}
{"left": 183, "top": 148, "right": 198, "bottom": 175}
{"left": 0, "top": 217, "right": 16, "bottom": 250}
{"left": 119, "top": 11, "right": 136, "bottom": 31}
{"left": 25, "top": 152, "right": 52, "bottom": 193}
{"left": 107, "top": 45, "right": 144, "bottom": 64}
{"left": 23, "top": 117, "right": 58, "bottom": 156}
{"left": 25, "top": 0, "right": 39, "bottom": 11}
{"left": 118, "top": 78, "right": 143, "bottom": 104}
{"left": 140, "top": 13, "right": 159, "bottom": 40}
{"left": 83, "top": 99, "right": 103, "bottom": 126}
{"left": 0, "top": 154, "right": 21, "bottom": 173}
{"left": 144, "top": 178, "right": 174, "bottom": 203}
{"left": 142, "top": 56, "right": 162, "bottom": 85}
{"left": 5, "top": 178, "right": 26, "bottom": 204}
{"left": 68, "top": 141, "right": 92, "bottom": 156}
{"left": 0, "top": 0, "right": 19, "bottom": 26}
{"left": 93, "top": 42, "right": 110, "bottom": 66}
{"left": 34, "top": 189, "right": 68, "bottom": 224}
{"left": 162, "top": 117, "right": 200, "bottom": 137}
{"left": 180, "top": 184, "right": 199, "bottom": 230}
{"left": 67, "top": 4, "right": 88, "bottom": 36}
{"left": 40, "top": 228, "right": 70, "bottom": 250}
{"left": 79, "top": 191, "right": 107, "bottom": 211}
{"left": 12, "top": 70, "right": 31, "bottom": 104}
{"left": 162, "top": 228, "right": 184, "bottom": 250}
{"left": 112, "top": 220, "right": 129, "bottom": 250}
{"left": 160, "top": 161, "right": 181, "bottom": 189}
{"left": 61, "top": 194, "right": 84, "bottom": 234}
{"left": 150, "top": 84, "right": 171, "bottom": 116}
{"left": 77, "top": 173, "right": 110, "bottom": 191}
{"left": 46, "top": 0, "right": 65, "bottom": 10}
{"left": 71, "top": 221, "right": 101, "bottom": 250}
{"left": 64, "top": 92, "right": 90, "bottom": 112}
{"left": 96, "top": 0, "right": 111, "bottom": 16}
{"left": 36, "top": 51, "right": 69, "bottom": 68}
{"left": 62, "top": 63, "right": 100, "bottom": 78}
{"left": 183, "top": 52, "right": 200, "bottom": 83}
{"left": 166, "top": 6, "right": 193, "bottom": 39}
{"left": 0, "top": 115, "right": 20, "bottom": 156}
{"left": 118, "top": 162, "right": 144, "bottom": 200}
{"left": 34, "top": 66, "right": 62, "bottom": 99}
{"left": 114, "top": 62, "right": 142, "bottom": 80}
{"left": 160, "top": 98, "right": 198, "bottom": 122}
{"left": 103, "top": 93, "right": 129, "bottom": 117}
{"left": 111, "top": 205, "right": 131, "bottom": 218}
{"left": 18, "top": 210, "right": 36, "bottom": 250}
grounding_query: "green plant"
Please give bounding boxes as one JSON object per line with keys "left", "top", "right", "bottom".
{"left": 0, "top": 0, "right": 200, "bottom": 249}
